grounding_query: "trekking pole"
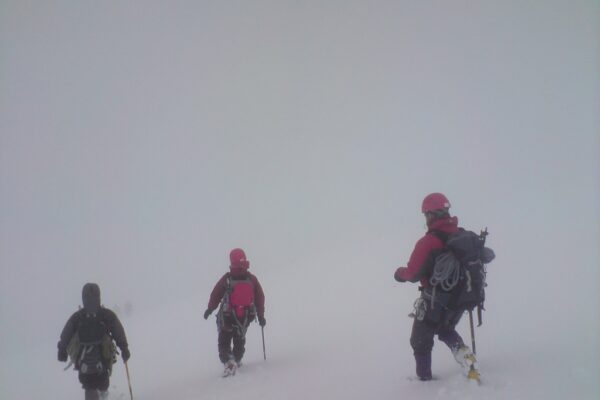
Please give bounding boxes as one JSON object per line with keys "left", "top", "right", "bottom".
{"left": 261, "top": 326, "right": 266, "bottom": 360}
{"left": 468, "top": 310, "right": 477, "bottom": 355}
{"left": 125, "top": 362, "right": 134, "bottom": 400}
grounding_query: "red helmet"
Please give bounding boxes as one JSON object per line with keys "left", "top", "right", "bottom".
{"left": 421, "top": 193, "right": 451, "bottom": 213}
{"left": 229, "top": 248, "right": 249, "bottom": 269}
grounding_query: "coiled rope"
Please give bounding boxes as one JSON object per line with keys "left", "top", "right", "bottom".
{"left": 427, "top": 252, "right": 461, "bottom": 309}
{"left": 429, "top": 252, "right": 461, "bottom": 291}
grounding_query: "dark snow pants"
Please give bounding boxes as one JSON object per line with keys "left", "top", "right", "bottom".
{"left": 79, "top": 370, "right": 109, "bottom": 391}
{"left": 217, "top": 312, "right": 251, "bottom": 364}
{"left": 218, "top": 326, "right": 247, "bottom": 363}
{"left": 410, "top": 311, "right": 466, "bottom": 379}
{"left": 84, "top": 388, "right": 107, "bottom": 400}
{"left": 410, "top": 309, "right": 465, "bottom": 355}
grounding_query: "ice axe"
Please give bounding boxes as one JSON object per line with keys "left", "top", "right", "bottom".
{"left": 468, "top": 309, "right": 477, "bottom": 355}
{"left": 261, "top": 326, "right": 266, "bottom": 360}
{"left": 125, "top": 362, "right": 134, "bottom": 400}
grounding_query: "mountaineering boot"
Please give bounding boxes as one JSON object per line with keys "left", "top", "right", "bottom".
{"left": 452, "top": 345, "right": 477, "bottom": 371}
{"left": 467, "top": 366, "right": 481, "bottom": 383}
{"left": 414, "top": 353, "right": 432, "bottom": 381}
{"left": 222, "top": 358, "right": 237, "bottom": 377}
{"left": 84, "top": 389, "right": 100, "bottom": 400}
{"left": 452, "top": 345, "right": 480, "bottom": 382}
{"left": 100, "top": 391, "right": 109, "bottom": 400}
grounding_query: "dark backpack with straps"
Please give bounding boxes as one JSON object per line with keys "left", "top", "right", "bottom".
{"left": 429, "top": 228, "right": 495, "bottom": 312}
{"left": 66, "top": 311, "right": 117, "bottom": 375}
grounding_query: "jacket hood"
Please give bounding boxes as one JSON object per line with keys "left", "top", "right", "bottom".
{"left": 82, "top": 283, "right": 101, "bottom": 313}
{"left": 229, "top": 248, "right": 250, "bottom": 269}
{"left": 427, "top": 216, "right": 459, "bottom": 233}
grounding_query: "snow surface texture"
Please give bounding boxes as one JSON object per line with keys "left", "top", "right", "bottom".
{"left": 3, "top": 242, "right": 600, "bottom": 400}
{"left": 1, "top": 1, "right": 599, "bottom": 400}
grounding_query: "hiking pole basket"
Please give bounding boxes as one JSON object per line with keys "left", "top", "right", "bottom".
{"left": 125, "top": 361, "right": 134, "bottom": 400}
{"left": 468, "top": 310, "right": 477, "bottom": 355}
{"left": 261, "top": 326, "right": 266, "bottom": 360}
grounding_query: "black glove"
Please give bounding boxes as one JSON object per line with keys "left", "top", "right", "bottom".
{"left": 394, "top": 267, "right": 408, "bottom": 283}
{"left": 203, "top": 309, "right": 213, "bottom": 320}
{"left": 258, "top": 316, "right": 266, "bottom": 327}
{"left": 58, "top": 348, "right": 68, "bottom": 362}
{"left": 121, "top": 347, "right": 131, "bottom": 362}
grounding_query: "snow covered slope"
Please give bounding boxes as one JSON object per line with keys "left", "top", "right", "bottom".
{"left": 4, "top": 234, "right": 598, "bottom": 400}
{"left": 1, "top": 1, "right": 599, "bottom": 400}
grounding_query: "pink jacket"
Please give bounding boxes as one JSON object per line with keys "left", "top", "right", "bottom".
{"left": 394, "top": 216, "right": 459, "bottom": 287}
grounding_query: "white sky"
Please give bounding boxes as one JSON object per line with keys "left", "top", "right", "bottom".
{"left": 1, "top": 0, "right": 599, "bottom": 367}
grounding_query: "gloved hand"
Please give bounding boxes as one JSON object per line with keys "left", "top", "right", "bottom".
{"left": 203, "top": 309, "right": 213, "bottom": 320}
{"left": 58, "top": 347, "right": 68, "bottom": 362}
{"left": 394, "top": 267, "right": 408, "bottom": 282}
{"left": 121, "top": 347, "right": 131, "bottom": 362}
{"left": 258, "top": 316, "right": 266, "bottom": 327}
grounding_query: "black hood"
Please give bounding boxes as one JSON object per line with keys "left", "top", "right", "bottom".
{"left": 82, "top": 283, "right": 101, "bottom": 313}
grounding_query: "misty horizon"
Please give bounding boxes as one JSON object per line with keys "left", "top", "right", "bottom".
{"left": 1, "top": 2, "right": 599, "bottom": 399}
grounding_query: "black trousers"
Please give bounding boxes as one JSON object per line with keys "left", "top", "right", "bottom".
{"left": 410, "top": 309, "right": 465, "bottom": 355}
{"left": 79, "top": 370, "right": 109, "bottom": 391}
{"left": 218, "top": 327, "right": 246, "bottom": 364}
{"left": 217, "top": 311, "right": 255, "bottom": 364}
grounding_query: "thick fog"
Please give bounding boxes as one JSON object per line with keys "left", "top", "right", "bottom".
{"left": 1, "top": 2, "right": 599, "bottom": 399}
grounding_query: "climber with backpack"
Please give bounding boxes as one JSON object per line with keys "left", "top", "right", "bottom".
{"left": 57, "top": 283, "right": 131, "bottom": 400}
{"left": 394, "top": 193, "right": 495, "bottom": 382}
{"left": 204, "top": 248, "right": 266, "bottom": 377}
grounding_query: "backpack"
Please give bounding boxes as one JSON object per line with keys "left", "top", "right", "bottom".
{"left": 66, "top": 311, "right": 117, "bottom": 375}
{"left": 219, "top": 275, "right": 256, "bottom": 323}
{"left": 428, "top": 228, "right": 494, "bottom": 312}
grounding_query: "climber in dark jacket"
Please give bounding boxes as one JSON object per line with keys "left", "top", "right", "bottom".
{"left": 57, "top": 283, "right": 130, "bottom": 400}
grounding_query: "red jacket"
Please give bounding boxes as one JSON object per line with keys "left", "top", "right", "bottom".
{"left": 394, "top": 216, "right": 459, "bottom": 287}
{"left": 207, "top": 271, "right": 265, "bottom": 319}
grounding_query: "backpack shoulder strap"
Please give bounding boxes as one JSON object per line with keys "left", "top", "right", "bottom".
{"left": 428, "top": 229, "right": 449, "bottom": 243}
{"left": 228, "top": 274, "right": 252, "bottom": 285}
{"left": 73, "top": 308, "right": 84, "bottom": 325}
{"left": 222, "top": 274, "right": 232, "bottom": 302}
{"left": 429, "top": 228, "right": 469, "bottom": 244}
